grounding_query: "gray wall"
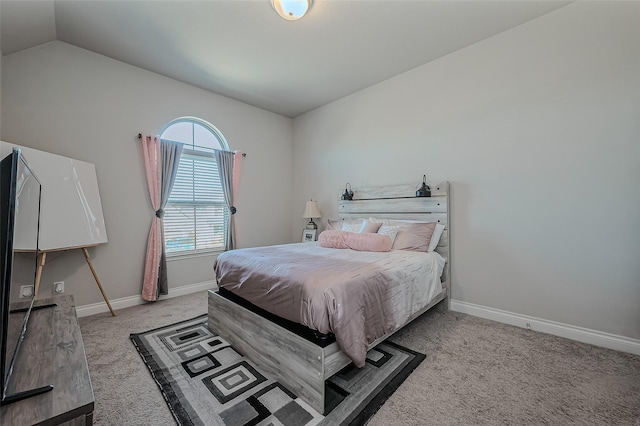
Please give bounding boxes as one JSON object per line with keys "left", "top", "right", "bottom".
{"left": 1, "top": 2, "right": 638, "bottom": 343}
{"left": 1, "top": 41, "right": 294, "bottom": 307}
{"left": 292, "top": 2, "right": 640, "bottom": 339}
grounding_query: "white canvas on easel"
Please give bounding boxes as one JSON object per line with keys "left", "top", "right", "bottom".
{"left": 0, "top": 142, "right": 108, "bottom": 250}
{"left": 0, "top": 141, "right": 114, "bottom": 315}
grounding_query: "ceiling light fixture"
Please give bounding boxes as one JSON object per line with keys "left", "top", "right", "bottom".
{"left": 271, "top": 0, "right": 313, "bottom": 21}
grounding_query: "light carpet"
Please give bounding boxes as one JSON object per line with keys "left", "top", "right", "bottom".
{"left": 78, "top": 291, "right": 640, "bottom": 425}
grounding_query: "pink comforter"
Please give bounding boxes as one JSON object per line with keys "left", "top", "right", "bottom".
{"left": 214, "top": 244, "right": 398, "bottom": 367}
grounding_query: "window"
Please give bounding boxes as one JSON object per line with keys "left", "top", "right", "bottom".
{"left": 160, "top": 117, "right": 229, "bottom": 256}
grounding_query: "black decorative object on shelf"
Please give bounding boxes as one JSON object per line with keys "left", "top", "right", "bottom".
{"left": 416, "top": 175, "right": 431, "bottom": 197}
{"left": 341, "top": 183, "right": 354, "bottom": 201}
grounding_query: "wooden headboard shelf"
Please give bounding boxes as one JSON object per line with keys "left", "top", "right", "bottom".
{"left": 338, "top": 182, "right": 448, "bottom": 222}
{"left": 337, "top": 180, "right": 451, "bottom": 289}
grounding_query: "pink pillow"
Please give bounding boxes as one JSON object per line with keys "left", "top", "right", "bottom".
{"left": 319, "top": 230, "right": 349, "bottom": 248}
{"left": 326, "top": 219, "right": 343, "bottom": 231}
{"left": 318, "top": 230, "right": 392, "bottom": 252}
{"left": 325, "top": 219, "right": 364, "bottom": 232}
{"left": 392, "top": 222, "right": 436, "bottom": 252}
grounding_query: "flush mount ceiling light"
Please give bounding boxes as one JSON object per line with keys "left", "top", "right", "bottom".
{"left": 271, "top": 0, "right": 313, "bottom": 21}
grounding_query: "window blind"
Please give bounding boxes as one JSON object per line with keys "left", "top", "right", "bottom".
{"left": 164, "top": 150, "right": 228, "bottom": 254}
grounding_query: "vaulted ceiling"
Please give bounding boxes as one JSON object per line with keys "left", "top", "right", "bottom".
{"left": 0, "top": 1, "right": 570, "bottom": 117}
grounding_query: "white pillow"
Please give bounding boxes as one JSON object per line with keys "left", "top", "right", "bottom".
{"left": 341, "top": 219, "right": 364, "bottom": 233}
{"left": 377, "top": 225, "right": 401, "bottom": 245}
{"left": 358, "top": 219, "right": 382, "bottom": 233}
{"left": 428, "top": 223, "right": 446, "bottom": 252}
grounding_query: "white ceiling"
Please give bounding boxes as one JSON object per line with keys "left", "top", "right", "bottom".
{"left": 0, "top": 0, "right": 571, "bottom": 117}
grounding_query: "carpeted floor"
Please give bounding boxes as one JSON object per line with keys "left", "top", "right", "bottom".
{"left": 130, "top": 315, "right": 425, "bottom": 425}
{"left": 79, "top": 291, "right": 640, "bottom": 425}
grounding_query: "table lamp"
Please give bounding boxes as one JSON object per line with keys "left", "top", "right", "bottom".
{"left": 302, "top": 200, "right": 322, "bottom": 230}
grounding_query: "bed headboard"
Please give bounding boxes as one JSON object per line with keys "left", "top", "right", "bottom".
{"left": 337, "top": 181, "right": 450, "bottom": 288}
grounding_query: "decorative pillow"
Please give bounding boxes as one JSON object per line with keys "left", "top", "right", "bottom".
{"left": 377, "top": 225, "right": 401, "bottom": 245}
{"left": 428, "top": 223, "right": 446, "bottom": 252}
{"left": 358, "top": 219, "right": 382, "bottom": 234}
{"left": 318, "top": 230, "right": 392, "bottom": 252}
{"left": 341, "top": 219, "right": 364, "bottom": 233}
{"left": 392, "top": 222, "right": 437, "bottom": 252}
{"left": 326, "top": 219, "right": 362, "bottom": 231}
{"left": 318, "top": 230, "right": 349, "bottom": 248}
{"left": 371, "top": 218, "right": 445, "bottom": 252}
{"left": 326, "top": 219, "right": 343, "bottom": 231}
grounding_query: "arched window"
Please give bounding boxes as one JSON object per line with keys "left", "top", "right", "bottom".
{"left": 160, "top": 117, "right": 229, "bottom": 255}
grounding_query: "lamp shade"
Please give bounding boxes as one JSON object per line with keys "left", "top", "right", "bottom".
{"left": 302, "top": 200, "right": 322, "bottom": 219}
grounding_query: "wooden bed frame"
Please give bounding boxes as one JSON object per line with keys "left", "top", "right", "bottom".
{"left": 208, "top": 181, "right": 450, "bottom": 414}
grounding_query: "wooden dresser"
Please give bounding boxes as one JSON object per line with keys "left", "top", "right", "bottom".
{"left": 1, "top": 295, "right": 94, "bottom": 425}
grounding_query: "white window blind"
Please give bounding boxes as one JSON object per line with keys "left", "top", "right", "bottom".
{"left": 161, "top": 117, "right": 229, "bottom": 256}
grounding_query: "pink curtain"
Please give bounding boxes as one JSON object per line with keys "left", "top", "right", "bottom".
{"left": 141, "top": 136, "right": 162, "bottom": 301}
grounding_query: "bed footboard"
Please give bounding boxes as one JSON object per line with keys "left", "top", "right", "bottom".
{"left": 207, "top": 286, "right": 447, "bottom": 414}
{"left": 208, "top": 290, "right": 331, "bottom": 414}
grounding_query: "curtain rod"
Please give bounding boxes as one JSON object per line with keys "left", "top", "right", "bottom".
{"left": 137, "top": 133, "right": 246, "bottom": 157}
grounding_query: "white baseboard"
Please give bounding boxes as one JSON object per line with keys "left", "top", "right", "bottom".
{"left": 76, "top": 289, "right": 639, "bottom": 355}
{"left": 75, "top": 280, "right": 216, "bottom": 318}
{"left": 450, "top": 299, "right": 640, "bottom": 356}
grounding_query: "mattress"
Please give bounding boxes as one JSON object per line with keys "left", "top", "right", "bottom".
{"left": 214, "top": 242, "right": 444, "bottom": 367}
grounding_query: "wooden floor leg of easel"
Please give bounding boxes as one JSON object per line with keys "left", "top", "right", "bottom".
{"left": 34, "top": 251, "right": 47, "bottom": 298}
{"left": 82, "top": 247, "right": 116, "bottom": 316}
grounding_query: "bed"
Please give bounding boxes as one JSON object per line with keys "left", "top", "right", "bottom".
{"left": 208, "top": 181, "right": 450, "bottom": 414}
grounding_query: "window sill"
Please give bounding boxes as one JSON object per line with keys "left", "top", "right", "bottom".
{"left": 166, "top": 250, "right": 223, "bottom": 262}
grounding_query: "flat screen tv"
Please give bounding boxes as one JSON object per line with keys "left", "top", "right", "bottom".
{"left": 0, "top": 148, "right": 53, "bottom": 405}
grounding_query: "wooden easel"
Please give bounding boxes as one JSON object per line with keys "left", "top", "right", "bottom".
{"left": 33, "top": 245, "right": 115, "bottom": 316}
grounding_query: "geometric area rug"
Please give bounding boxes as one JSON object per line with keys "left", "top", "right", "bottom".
{"left": 130, "top": 315, "right": 425, "bottom": 426}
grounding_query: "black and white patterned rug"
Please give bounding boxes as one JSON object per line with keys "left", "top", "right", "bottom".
{"left": 130, "top": 315, "right": 425, "bottom": 426}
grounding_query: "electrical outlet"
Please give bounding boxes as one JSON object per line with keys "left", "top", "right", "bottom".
{"left": 53, "top": 281, "right": 64, "bottom": 294}
{"left": 19, "top": 285, "right": 34, "bottom": 298}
